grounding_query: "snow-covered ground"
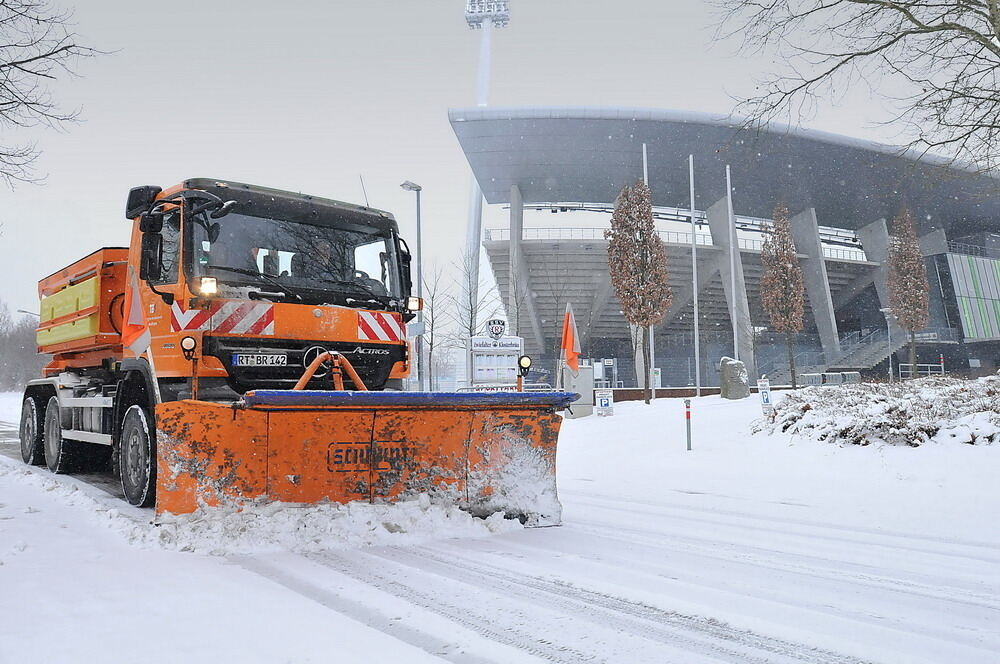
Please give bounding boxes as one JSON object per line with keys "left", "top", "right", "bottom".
{"left": 1, "top": 389, "right": 997, "bottom": 663}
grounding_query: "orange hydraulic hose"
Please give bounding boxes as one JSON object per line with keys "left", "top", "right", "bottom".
{"left": 293, "top": 351, "right": 369, "bottom": 391}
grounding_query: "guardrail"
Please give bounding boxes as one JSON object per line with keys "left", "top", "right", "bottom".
{"left": 898, "top": 363, "right": 945, "bottom": 379}
{"left": 947, "top": 241, "right": 1000, "bottom": 260}
{"left": 484, "top": 227, "right": 867, "bottom": 261}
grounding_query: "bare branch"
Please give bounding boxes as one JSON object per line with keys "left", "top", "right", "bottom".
{"left": 717, "top": 0, "right": 1000, "bottom": 174}
{"left": 0, "top": 1, "right": 99, "bottom": 185}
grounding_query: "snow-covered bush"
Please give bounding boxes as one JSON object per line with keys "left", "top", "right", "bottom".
{"left": 755, "top": 374, "right": 1000, "bottom": 446}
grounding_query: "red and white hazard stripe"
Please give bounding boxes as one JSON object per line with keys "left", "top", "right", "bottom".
{"left": 357, "top": 311, "right": 403, "bottom": 342}
{"left": 171, "top": 301, "right": 274, "bottom": 335}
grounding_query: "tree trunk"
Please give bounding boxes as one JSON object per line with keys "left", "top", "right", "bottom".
{"left": 786, "top": 331, "right": 797, "bottom": 389}
{"left": 642, "top": 326, "right": 651, "bottom": 404}
{"left": 427, "top": 343, "right": 434, "bottom": 391}
{"left": 909, "top": 330, "right": 917, "bottom": 379}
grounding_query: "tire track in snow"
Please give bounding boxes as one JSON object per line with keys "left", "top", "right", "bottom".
{"left": 304, "top": 551, "right": 599, "bottom": 664}
{"left": 433, "top": 529, "right": 1000, "bottom": 657}
{"left": 564, "top": 492, "right": 1000, "bottom": 565}
{"left": 346, "top": 546, "right": 873, "bottom": 664}
{"left": 557, "top": 519, "right": 1000, "bottom": 612}
{"left": 232, "top": 555, "right": 507, "bottom": 664}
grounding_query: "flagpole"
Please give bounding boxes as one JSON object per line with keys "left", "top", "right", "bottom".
{"left": 689, "top": 155, "right": 701, "bottom": 397}
{"left": 642, "top": 143, "right": 655, "bottom": 401}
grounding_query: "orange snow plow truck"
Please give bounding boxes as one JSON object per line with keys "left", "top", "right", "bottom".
{"left": 18, "top": 179, "right": 576, "bottom": 524}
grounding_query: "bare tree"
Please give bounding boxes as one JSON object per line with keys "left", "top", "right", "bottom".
{"left": 1, "top": 1, "right": 98, "bottom": 185}
{"left": 760, "top": 204, "right": 806, "bottom": 388}
{"left": 888, "top": 207, "right": 930, "bottom": 375}
{"left": 448, "top": 248, "right": 504, "bottom": 384}
{"left": 717, "top": 1, "right": 1000, "bottom": 174}
{"left": 0, "top": 300, "right": 46, "bottom": 390}
{"left": 421, "top": 264, "right": 449, "bottom": 390}
{"left": 450, "top": 248, "right": 503, "bottom": 341}
{"left": 606, "top": 181, "right": 672, "bottom": 403}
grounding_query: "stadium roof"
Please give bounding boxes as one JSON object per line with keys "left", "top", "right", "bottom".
{"left": 448, "top": 106, "right": 1000, "bottom": 236}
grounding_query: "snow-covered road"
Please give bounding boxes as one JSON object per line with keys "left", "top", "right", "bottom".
{"left": 1, "top": 391, "right": 997, "bottom": 663}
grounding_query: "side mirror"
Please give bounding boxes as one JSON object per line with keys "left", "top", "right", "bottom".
{"left": 139, "top": 213, "right": 162, "bottom": 233}
{"left": 397, "top": 238, "right": 413, "bottom": 296}
{"left": 139, "top": 232, "right": 162, "bottom": 282}
{"left": 126, "top": 185, "right": 162, "bottom": 219}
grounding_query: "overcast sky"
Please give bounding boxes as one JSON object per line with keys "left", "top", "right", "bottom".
{"left": 0, "top": 0, "right": 903, "bottom": 315}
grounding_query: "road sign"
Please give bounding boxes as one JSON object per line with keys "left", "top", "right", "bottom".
{"left": 595, "top": 389, "right": 614, "bottom": 416}
{"left": 757, "top": 378, "right": 773, "bottom": 415}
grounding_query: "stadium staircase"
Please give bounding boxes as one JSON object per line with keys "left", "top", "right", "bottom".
{"left": 763, "top": 329, "right": 909, "bottom": 386}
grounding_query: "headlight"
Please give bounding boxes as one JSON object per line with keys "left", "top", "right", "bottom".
{"left": 406, "top": 296, "right": 423, "bottom": 312}
{"left": 198, "top": 276, "right": 218, "bottom": 296}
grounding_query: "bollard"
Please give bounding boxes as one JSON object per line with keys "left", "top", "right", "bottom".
{"left": 684, "top": 398, "right": 692, "bottom": 451}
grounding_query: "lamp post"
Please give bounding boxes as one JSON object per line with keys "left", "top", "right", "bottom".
{"left": 880, "top": 307, "right": 893, "bottom": 382}
{"left": 400, "top": 180, "right": 425, "bottom": 391}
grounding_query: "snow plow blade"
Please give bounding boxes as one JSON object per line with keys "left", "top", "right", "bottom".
{"left": 154, "top": 391, "right": 579, "bottom": 525}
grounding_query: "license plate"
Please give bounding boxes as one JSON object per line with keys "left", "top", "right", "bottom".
{"left": 232, "top": 354, "right": 288, "bottom": 367}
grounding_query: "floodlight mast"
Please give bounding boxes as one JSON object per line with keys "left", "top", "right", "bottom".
{"left": 463, "top": 1, "right": 510, "bottom": 386}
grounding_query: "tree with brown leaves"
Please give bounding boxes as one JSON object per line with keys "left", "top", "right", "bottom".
{"left": 760, "top": 204, "right": 805, "bottom": 387}
{"left": 605, "top": 181, "right": 672, "bottom": 403}
{"left": 888, "top": 207, "right": 930, "bottom": 376}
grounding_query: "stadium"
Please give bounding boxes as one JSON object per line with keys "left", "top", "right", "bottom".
{"left": 449, "top": 106, "right": 1000, "bottom": 387}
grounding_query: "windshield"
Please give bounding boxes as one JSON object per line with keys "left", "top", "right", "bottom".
{"left": 187, "top": 211, "right": 402, "bottom": 304}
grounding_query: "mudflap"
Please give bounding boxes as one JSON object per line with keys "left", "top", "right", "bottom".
{"left": 154, "top": 391, "right": 578, "bottom": 525}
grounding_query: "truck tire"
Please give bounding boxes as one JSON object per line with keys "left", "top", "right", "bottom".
{"left": 119, "top": 405, "right": 156, "bottom": 507}
{"left": 43, "top": 396, "right": 81, "bottom": 474}
{"left": 19, "top": 396, "right": 45, "bottom": 465}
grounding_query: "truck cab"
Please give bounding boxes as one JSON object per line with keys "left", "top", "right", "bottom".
{"left": 128, "top": 178, "right": 417, "bottom": 397}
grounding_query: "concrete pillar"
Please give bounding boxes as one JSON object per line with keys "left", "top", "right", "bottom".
{"left": 508, "top": 184, "right": 523, "bottom": 336}
{"left": 857, "top": 218, "right": 906, "bottom": 338}
{"left": 790, "top": 208, "right": 841, "bottom": 359}
{"left": 857, "top": 218, "right": 892, "bottom": 309}
{"left": 706, "top": 197, "right": 756, "bottom": 376}
{"left": 919, "top": 228, "right": 949, "bottom": 256}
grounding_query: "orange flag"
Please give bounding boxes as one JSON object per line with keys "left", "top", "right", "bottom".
{"left": 560, "top": 302, "right": 581, "bottom": 375}
{"left": 121, "top": 267, "right": 151, "bottom": 358}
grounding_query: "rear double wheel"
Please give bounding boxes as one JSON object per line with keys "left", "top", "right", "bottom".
{"left": 19, "top": 396, "right": 45, "bottom": 465}
{"left": 41, "top": 397, "right": 112, "bottom": 474}
{"left": 44, "top": 396, "right": 80, "bottom": 473}
{"left": 119, "top": 405, "right": 156, "bottom": 507}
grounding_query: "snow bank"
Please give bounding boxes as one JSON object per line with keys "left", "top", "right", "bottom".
{"left": 145, "top": 497, "right": 522, "bottom": 555}
{"left": 756, "top": 374, "right": 1000, "bottom": 446}
{"left": 0, "top": 457, "right": 521, "bottom": 555}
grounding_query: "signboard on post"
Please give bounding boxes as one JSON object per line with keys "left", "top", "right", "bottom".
{"left": 757, "top": 378, "right": 773, "bottom": 415}
{"left": 469, "top": 335, "right": 523, "bottom": 387}
{"left": 595, "top": 389, "right": 614, "bottom": 416}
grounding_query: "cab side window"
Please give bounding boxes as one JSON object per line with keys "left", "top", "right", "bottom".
{"left": 154, "top": 211, "right": 180, "bottom": 284}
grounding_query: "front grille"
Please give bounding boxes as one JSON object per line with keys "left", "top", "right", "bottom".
{"left": 203, "top": 336, "right": 405, "bottom": 392}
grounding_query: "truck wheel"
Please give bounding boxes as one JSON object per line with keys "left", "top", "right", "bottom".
{"left": 19, "top": 396, "right": 45, "bottom": 465}
{"left": 119, "top": 405, "right": 156, "bottom": 507}
{"left": 43, "top": 396, "right": 79, "bottom": 474}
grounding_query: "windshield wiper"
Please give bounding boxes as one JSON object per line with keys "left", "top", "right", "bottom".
{"left": 205, "top": 264, "right": 304, "bottom": 302}
{"left": 314, "top": 278, "right": 389, "bottom": 303}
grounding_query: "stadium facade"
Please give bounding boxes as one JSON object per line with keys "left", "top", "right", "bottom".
{"left": 449, "top": 106, "right": 1000, "bottom": 386}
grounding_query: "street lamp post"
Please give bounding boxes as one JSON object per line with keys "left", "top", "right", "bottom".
{"left": 400, "top": 180, "right": 425, "bottom": 391}
{"left": 880, "top": 307, "right": 893, "bottom": 382}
